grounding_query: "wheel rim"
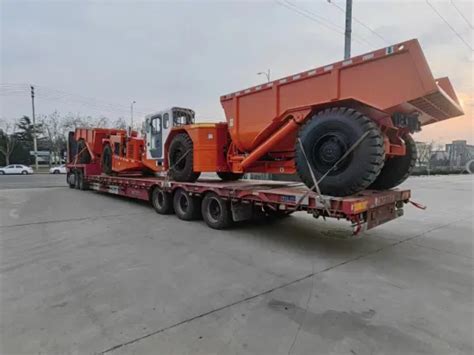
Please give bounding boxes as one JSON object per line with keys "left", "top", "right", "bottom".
{"left": 208, "top": 198, "right": 221, "bottom": 222}
{"left": 311, "top": 132, "right": 351, "bottom": 174}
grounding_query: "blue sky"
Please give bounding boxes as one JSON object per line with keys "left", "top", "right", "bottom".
{"left": 1, "top": 0, "right": 472, "bottom": 143}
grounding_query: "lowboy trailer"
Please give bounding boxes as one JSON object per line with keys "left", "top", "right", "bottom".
{"left": 66, "top": 161, "right": 411, "bottom": 234}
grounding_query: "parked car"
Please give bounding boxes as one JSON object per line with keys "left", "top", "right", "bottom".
{"left": 0, "top": 164, "right": 34, "bottom": 175}
{"left": 49, "top": 165, "right": 67, "bottom": 174}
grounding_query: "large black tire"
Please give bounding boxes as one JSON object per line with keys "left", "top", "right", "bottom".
{"left": 217, "top": 172, "right": 244, "bottom": 181}
{"left": 151, "top": 186, "right": 174, "bottom": 214}
{"left": 101, "top": 144, "right": 113, "bottom": 175}
{"left": 74, "top": 171, "right": 81, "bottom": 190}
{"left": 295, "top": 107, "right": 385, "bottom": 196}
{"left": 169, "top": 134, "right": 200, "bottom": 182}
{"left": 370, "top": 134, "right": 417, "bottom": 190}
{"left": 67, "top": 172, "right": 76, "bottom": 188}
{"left": 173, "top": 188, "right": 202, "bottom": 221}
{"left": 76, "top": 139, "right": 91, "bottom": 164}
{"left": 201, "top": 192, "right": 233, "bottom": 229}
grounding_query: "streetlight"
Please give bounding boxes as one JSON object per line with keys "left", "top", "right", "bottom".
{"left": 257, "top": 69, "right": 271, "bottom": 82}
{"left": 130, "top": 100, "right": 136, "bottom": 128}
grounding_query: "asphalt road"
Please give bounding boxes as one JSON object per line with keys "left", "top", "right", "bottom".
{"left": 0, "top": 174, "right": 472, "bottom": 354}
{"left": 0, "top": 173, "right": 67, "bottom": 189}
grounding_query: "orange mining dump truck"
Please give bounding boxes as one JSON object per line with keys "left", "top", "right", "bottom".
{"left": 70, "top": 39, "right": 463, "bottom": 197}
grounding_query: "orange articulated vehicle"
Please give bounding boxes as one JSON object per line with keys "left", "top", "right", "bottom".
{"left": 71, "top": 39, "right": 463, "bottom": 197}
{"left": 169, "top": 39, "right": 462, "bottom": 195}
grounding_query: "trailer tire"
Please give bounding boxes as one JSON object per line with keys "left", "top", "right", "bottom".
{"left": 151, "top": 187, "right": 174, "bottom": 214}
{"left": 370, "top": 134, "right": 417, "bottom": 190}
{"left": 67, "top": 172, "right": 76, "bottom": 188}
{"left": 169, "top": 133, "right": 200, "bottom": 182}
{"left": 173, "top": 188, "right": 201, "bottom": 221}
{"left": 295, "top": 107, "right": 385, "bottom": 196}
{"left": 74, "top": 171, "right": 81, "bottom": 190}
{"left": 101, "top": 144, "right": 113, "bottom": 175}
{"left": 202, "top": 192, "right": 233, "bottom": 229}
{"left": 76, "top": 139, "right": 91, "bottom": 164}
{"left": 217, "top": 172, "right": 244, "bottom": 181}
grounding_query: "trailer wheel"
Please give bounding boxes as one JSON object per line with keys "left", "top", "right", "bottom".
{"left": 67, "top": 172, "right": 76, "bottom": 188}
{"left": 169, "top": 133, "right": 200, "bottom": 182}
{"left": 76, "top": 139, "right": 91, "bottom": 164}
{"left": 173, "top": 188, "right": 202, "bottom": 221}
{"left": 151, "top": 186, "right": 174, "bottom": 214}
{"left": 295, "top": 107, "right": 385, "bottom": 196}
{"left": 74, "top": 171, "right": 82, "bottom": 190}
{"left": 101, "top": 144, "right": 113, "bottom": 175}
{"left": 202, "top": 192, "right": 233, "bottom": 229}
{"left": 370, "top": 134, "right": 417, "bottom": 190}
{"left": 217, "top": 172, "right": 244, "bottom": 181}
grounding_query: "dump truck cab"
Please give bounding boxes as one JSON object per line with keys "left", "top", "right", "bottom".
{"left": 144, "top": 107, "right": 195, "bottom": 162}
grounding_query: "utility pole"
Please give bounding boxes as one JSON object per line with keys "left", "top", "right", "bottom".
{"left": 30, "top": 85, "right": 38, "bottom": 171}
{"left": 130, "top": 100, "right": 136, "bottom": 129}
{"left": 344, "top": 0, "right": 353, "bottom": 59}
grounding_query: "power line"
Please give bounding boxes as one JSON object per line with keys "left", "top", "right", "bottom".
{"left": 0, "top": 83, "right": 153, "bottom": 117}
{"left": 450, "top": 0, "right": 473, "bottom": 30}
{"left": 326, "top": 0, "right": 389, "bottom": 44}
{"left": 275, "top": 0, "right": 372, "bottom": 48}
{"left": 425, "top": 0, "right": 473, "bottom": 52}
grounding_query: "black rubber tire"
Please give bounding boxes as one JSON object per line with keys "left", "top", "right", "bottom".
{"left": 76, "top": 139, "right": 91, "bottom": 164}
{"left": 0, "top": 171, "right": 5, "bottom": 175}
{"left": 101, "top": 144, "right": 113, "bottom": 175}
{"left": 67, "top": 172, "right": 76, "bottom": 188}
{"left": 151, "top": 186, "right": 174, "bottom": 214}
{"left": 217, "top": 172, "right": 244, "bottom": 181}
{"left": 74, "top": 171, "right": 81, "bottom": 190}
{"left": 173, "top": 188, "right": 202, "bottom": 221}
{"left": 78, "top": 170, "right": 88, "bottom": 190}
{"left": 21, "top": 171, "right": 28, "bottom": 175}
{"left": 201, "top": 192, "right": 233, "bottom": 229}
{"left": 295, "top": 107, "right": 385, "bottom": 196}
{"left": 370, "top": 134, "right": 417, "bottom": 190}
{"left": 53, "top": 170, "right": 59, "bottom": 174}
{"left": 169, "top": 133, "right": 200, "bottom": 182}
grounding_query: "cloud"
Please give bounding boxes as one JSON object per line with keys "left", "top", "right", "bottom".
{"left": 1, "top": 0, "right": 472, "bottom": 144}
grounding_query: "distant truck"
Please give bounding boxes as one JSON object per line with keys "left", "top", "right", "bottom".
{"left": 71, "top": 39, "right": 463, "bottom": 197}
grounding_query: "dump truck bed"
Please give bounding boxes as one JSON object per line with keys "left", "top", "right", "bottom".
{"left": 220, "top": 39, "right": 463, "bottom": 152}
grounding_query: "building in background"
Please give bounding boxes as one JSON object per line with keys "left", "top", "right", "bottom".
{"left": 445, "top": 140, "right": 474, "bottom": 169}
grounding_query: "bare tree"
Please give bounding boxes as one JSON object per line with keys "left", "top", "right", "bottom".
{"left": 0, "top": 119, "right": 18, "bottom": 166}
{"left": 41, "top": 111, "right": 68, "bottom": 166}
{"left": 112, "top": 117, "right": 127, "bottom": 129}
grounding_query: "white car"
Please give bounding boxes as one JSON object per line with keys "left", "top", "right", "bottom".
{"left": 0, "top": 164, "right": 34, "bottom": 175}
{"left": 49, "top": 165, "right": 67, "bottom": 174}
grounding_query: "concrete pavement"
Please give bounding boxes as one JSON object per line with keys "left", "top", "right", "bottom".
{"left": 0, "top": 174, "right": 472, "bottom": 354}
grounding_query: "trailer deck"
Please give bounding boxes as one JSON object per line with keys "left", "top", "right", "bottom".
{"left": 68, "top": 166, "right": 410, "bottom": 234}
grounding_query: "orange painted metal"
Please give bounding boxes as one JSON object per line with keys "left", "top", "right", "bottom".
{"left": 178, "top": 123, "right": 229, "bottom": 172}
{"left": 75, "top": 128, "right": 129, "bottom": 159}
{"left": 220, "top": 39, "right": 463, "bottom": 158}
{"left": 74, "top": 128, "right": 155, "bottom": 174}
{"left": 239, "top": 108, "right": 311, "bottom": 171}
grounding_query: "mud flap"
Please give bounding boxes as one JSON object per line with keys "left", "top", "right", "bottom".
{"left": 231, "top": 202, "right": 253, "bottom": 222}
